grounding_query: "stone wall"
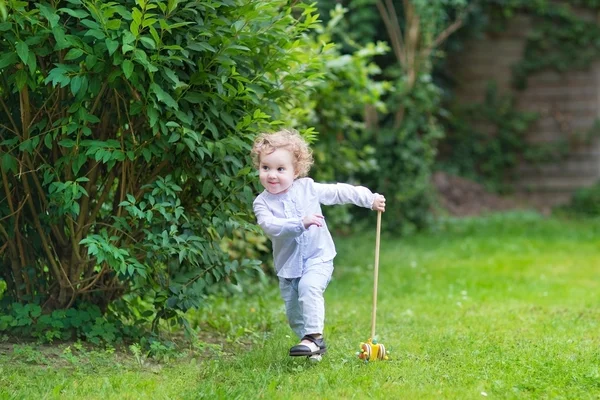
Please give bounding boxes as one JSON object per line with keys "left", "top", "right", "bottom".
{"left": 449, "top": 15, "right": 600, "bottom": 205}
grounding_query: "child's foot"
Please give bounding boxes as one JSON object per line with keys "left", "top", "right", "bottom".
{"left": 289, "top": 335, "right": 327, "bottom": 357}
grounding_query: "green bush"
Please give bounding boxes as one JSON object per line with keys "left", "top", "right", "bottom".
{"left": 359, "top": 75, "right": 445, "bottom": 234}
{"left": 0, "top": 301, "right": 138, "bottom": 344}
{"left": 309, "top": 1, "right": 470, "bottom": 233}
{"left": 285, "top": 4, "right": 390, "bottom": 232}
{"left": 0, "top": 0, "right": 327, "bottom": 336}
{"left": 556, "top": 182, "right": 600, "bottom": 217}
{"left": 438, "top": 83, "right": 540, "bottom": 192}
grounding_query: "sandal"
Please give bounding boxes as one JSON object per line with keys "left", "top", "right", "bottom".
{"left": 289, "top": 335, "right": 327, "bottom": 357}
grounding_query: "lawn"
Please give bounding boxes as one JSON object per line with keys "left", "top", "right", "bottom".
{"left": 1, "top": 211, "right": 599, "bottom": 399}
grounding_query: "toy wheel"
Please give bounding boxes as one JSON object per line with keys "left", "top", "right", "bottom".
{"left": 377, "top": 344, "right": 386, "bottom": 360}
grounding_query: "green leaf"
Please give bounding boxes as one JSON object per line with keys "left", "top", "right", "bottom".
{"left": 205, "top": 121, "right": 218, "bottom": 137}
{"left": 184, "top": 92, "right": 204, "bottom": 104}
{"left": 232, "top": 20, "right": 245, "bottom": 32}
{"left": 106, "top": 19, "right": 121, "bottom": 30}
{"left": 132, "top": 49, "right": 157, "bottom": 72}
{"left": 1, "top": 137, "right": 18, "bottom": 146}
{"left": 85, "top": 54, "right": 97, "bottom": 68}
{"left": 0, "top": 1, "right": 7, "bottom": 22}
{"left": 140, "top": 36, "right": 155, "bottom": 50}
{"left": 141, "top": 148, "right": 151, "bottom": 162}
{"left": 76, "top": 76, "right": 88, "bottom": 98}
{"left": 142, "top": 18, "right": 158, "bottom": 28}
{"left": 122, "top": 44, "right": 135, "bottom": 54}
{"left": 162, "top": 67, "right": 180, "bottom": 86}
{"left": 150, "top": 83, "right": 178, "bottom": 109}
{"left": 14, "top": 69, "right": 27, "bottom": 90}
{"left": 187, "top": 42, "right": 216, "bottom": 53}
{"left": 52, "top": 26, "right": 69, "bottom": 49}
{"left": 58, "top": 139, "right": 77, "bottom": 148}
{"left": 1, "top": 153, "right": 17, "bottom": 174}
{"left": 85, "top": 29, "right": 106, "bottom": 40}
{"left": 26, "top": 50, "right": 36, "bottom": 74}
{"left": 122, "top": 31, "right": 136, "bottom": 46}
{"left": 221, "top": 112, "right": 234, "bottom": 129}
{"left": 131, "top": 8, "right": 143, "bottom": 25}
{"left": 228, "top": 44, "right": 250, "bottom": 52}
{"left": 64, "top": 48, "right": 84, "bottom": 60}
{"left": 80, "top": 19, "right": 100, "bottom": 30}
{"left": 130, "top": 20, "right": 140, "bottom": 37}
{"left": 122, "top": 59, "right": 133, "bottom": 78}
{"left": 45, "top": 65, "right": 72, "bottom": 87}
{"left": 105, "top": 39, "right": 119, "bottom": 55}
{"left": 72, "top": 154, "right": 87, "bottom": 175}
{"left": 16, "top": 41, "right": 29, "bottom": 64}
{"left": 59, "top": 7, "right": 89, "bottom": 18}
{"left": 44, "top": 133, "right": 53, "bottom": 149}
{"left": 147, "top": 106, "right": 158, "bottom": 128}
{"left": 149, "top": 26, "right": 160, "bottom": 46}
{"left": 38, "top": 3, "right": 60, "bottom": 28}
{"left": 71, "top": 75, "right": 82, "bottom": 96}
{"left": 0, "top": 52, "right": 18, "bottom": 69}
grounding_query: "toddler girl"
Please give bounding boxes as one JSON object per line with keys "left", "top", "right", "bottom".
{"left": 251, "top": 129, "right": 386, "bottom": 359}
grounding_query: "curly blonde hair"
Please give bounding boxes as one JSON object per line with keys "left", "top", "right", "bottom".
{"left": 251, "top": 129, "right": 313, "bottom": 178}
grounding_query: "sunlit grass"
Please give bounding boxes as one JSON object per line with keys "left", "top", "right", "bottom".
{"left": 2, "top": 212, "right": 599, "bottom": 399}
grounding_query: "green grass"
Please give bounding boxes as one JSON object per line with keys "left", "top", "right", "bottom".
{"left": 2, "top": 211, "right": 599, "bottom": 399}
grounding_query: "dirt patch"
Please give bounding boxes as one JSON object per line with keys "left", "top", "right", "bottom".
{"left": 432, "top": 171, "right": 564, "bottom": 217}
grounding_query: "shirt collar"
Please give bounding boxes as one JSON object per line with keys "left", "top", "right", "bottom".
{"left": 262, "top": 180, "right": 296, "bottom": 201}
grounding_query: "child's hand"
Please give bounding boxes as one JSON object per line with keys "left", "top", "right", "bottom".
{"left": 303, "top": 214, "right": 324, "bottom": 229}
{"left": 372, "top": 194, "right": 386, "bottom": 212}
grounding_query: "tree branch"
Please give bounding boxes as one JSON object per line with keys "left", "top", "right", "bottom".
{"left": 385, "top": 0, "right": 406, "bottom": 63}
{"left": 134, "top": 160, "right": 169, "bottom": 201}
{"left": 0, "top": 96, "right": 20, "bottom": 136}
{"left": 421, "top": 6, "right": 471, "bottom": 60}
{"left": 84, "top": 169, "right": 117, "bottom": 239}
{"left": 376, "top": 0, "right": 406, "bottom": 67}
{"left": 0, "top": 218, "right": 24, "bottom": 299}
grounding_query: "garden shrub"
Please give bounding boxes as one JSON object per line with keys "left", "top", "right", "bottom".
{"left": 0, "top": 0, "right": 329, "bottom": 339}
{"left": 556, "top": 181, "right": 600, "bottom": 217}
{"left": 286, "top": 4, "right": 390, "bottom": 232}
{"left": 310, "top": 0, "right": 470, "bottom": 233}
{"left": 438, "top": 83, "right": 540, "bottom": 193}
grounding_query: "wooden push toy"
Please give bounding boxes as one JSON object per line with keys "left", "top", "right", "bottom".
{"left": 357, "top": 211, "right": 389, "bottom": 362}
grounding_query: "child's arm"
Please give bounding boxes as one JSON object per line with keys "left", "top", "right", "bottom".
{"left": 314, "top": 182, "right": 384, "bottom": 210}
{"left": 253, "top": 201, "right": 312, "bottom": 238}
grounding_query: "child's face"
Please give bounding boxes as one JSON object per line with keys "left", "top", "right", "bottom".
{"left": 258, "top": 148, "right": 297, "bottom": 195}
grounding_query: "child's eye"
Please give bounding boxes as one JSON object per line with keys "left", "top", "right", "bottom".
{"left": 261, "top": 166, "right": 269, "bottom": 171}
{"left": 277, "top": 167, "right": 285, "bottom": 172}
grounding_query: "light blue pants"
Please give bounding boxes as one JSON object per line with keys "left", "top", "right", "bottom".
{"left": 278, "top": 261, "right": 333, "bottom": 339}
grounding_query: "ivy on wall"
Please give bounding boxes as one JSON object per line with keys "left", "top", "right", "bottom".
{"left": 437, "top": 0, "right": 600, "bottom": 191}
{"left": 507, "top": 1, "right": 600, "bottom": 89}
{"left": 495, "top": 0, "right": 600, "bottom": 154}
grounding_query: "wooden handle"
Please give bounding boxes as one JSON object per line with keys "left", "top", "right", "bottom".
{"left": 371, "top": 210, "right": 382, "bottom": 340}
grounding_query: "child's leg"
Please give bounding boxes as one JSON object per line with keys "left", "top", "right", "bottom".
{"left": 297, "top": 261, "right": 333, "bottom": 338}
{"left": 278, "top": 277, "right": 304, "bottom": 339}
